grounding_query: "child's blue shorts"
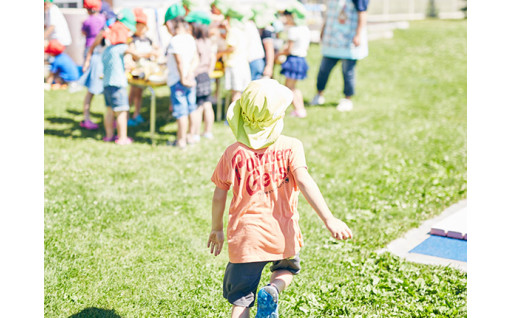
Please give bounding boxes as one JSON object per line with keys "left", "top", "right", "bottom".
{"left": 170, "top": 82, "right": 197, "bottom": 119}
{"left": 103, "top": 86, "right": 130, "bottom": 112}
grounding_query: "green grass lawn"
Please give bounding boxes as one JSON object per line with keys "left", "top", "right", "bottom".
{"left": 45, "top": 19, "right": 467, "bottom": 317}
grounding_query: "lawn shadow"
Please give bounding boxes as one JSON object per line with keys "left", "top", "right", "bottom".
{"left": 66, "top": 109, "right": 103, "bottom": 118}
{"left": 68, "top": 307, "right": 121, "bottom": 318}
{"left": 45, "top": 95, "right": 178, "bottom": 144}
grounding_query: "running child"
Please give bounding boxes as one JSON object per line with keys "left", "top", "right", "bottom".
{"left": 208, "top": 79, "right": 353, "bottom": 318}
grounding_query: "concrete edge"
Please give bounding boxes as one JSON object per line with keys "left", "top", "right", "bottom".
{"left": 376, "top": 200, "right": 467, "bottom": 272}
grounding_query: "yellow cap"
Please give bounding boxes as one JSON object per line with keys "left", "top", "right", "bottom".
{"left": 227, "top": 79, "right": 293, "bottom": 149}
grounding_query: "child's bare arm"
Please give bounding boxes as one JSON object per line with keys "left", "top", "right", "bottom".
{"left": 125, "top": 47, "right": 141, "bottom": 60}
{"left": 278, "top": 40, "right": 293, "bottom": 57}
{"left": 294, "top": 167, "right": 353, "bottom": 240}
{"left": 83, "top": 30, "right": 104, "bottom": 71}
{"left": 174, "top": 53, "right": 196, "bottom": 87}
{"left": 262, "top": 38, "right": 274, "bottom": 77}
{"left": 208, "top": 186, "right": 228, "bottom": 256}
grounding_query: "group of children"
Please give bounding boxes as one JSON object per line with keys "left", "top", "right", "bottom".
{"left": 44, "top": 0, "right": 315, "bottom": 146}
{"left": 45, "top": 2, "right": 355, "bottom": 317}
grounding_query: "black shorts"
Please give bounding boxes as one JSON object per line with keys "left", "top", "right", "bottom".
{"left": 222, "top": 255, "right": 301, "bottom": 308}
{"left": 195, "top": 72, "right": 212, "bottom": 99}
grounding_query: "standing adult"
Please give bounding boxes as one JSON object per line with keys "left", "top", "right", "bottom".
{"left": 44, "top": 0, "right": 72, "bottom": 47}
{"left": 311, "top": 0, "right": 369, "bottom": 112}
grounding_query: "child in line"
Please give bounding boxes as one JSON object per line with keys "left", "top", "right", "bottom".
{"left": 187, "top": 11, "right": 216, "bottom": 140}
{"left": 78, "top": 0, "right": 105, "bottom": 130}
{"left": 99, "top": 8, "right": 140, "bottom": 145}
{"left": 164, "top": 5, "right": 200, "bottom": 148}
{"left": 44, "top": 39, "right": 80, "bottom": 90}
{"left": 246, "top": 18, "right": 266, "bottom": 81}
{"left": 277, "top": 3, "right": 311, "bottom": 119}
{"left": 251, "top": 4, "right": 277, "bottom": 79}
{"left": 127, "top": 8, "right": 160, "bottom": 127}
{"left": 216, "top": 7, "right": 251, "bottom": 103}
{"left": 208, "top": 79, "right": 353, "bottom": 318}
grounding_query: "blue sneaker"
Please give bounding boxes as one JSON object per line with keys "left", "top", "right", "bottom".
{"left": 135, "top": 114, "right": 145, "bottom": 124}
{"left": 127, "top": 117, "right": 139, "bottom": 127}
{"left": 255, "top": 285, "right": 279, "bottom": 318}
{"left": 128, "top": 115, "right": 145, "bottom": 127}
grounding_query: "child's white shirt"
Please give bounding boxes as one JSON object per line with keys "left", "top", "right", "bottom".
{"left": 246, "top": 21, "right": 265, "bottom": 63}
{"left": 287, "top": 25, "right": 310, "bottom": 57}
{"left": 166, "top": 33, "right": 197, "bottom": 86}
{"left": 224, "top": 24, "right": 249, "bottom": 69}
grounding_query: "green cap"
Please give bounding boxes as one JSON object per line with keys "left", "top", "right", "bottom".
{"left": 117, "top": 8, "right": 136, "bottom": 32}
{"left": 44, "top": 0, "right": 53, "bottom": 2}
{"left": 164, "top": 4, "right": 186, "bottom": 23}
{"left": 225, "top": 4, "right": 251, "bottom": 22}
{"left": 212, "top": 0, "right": 229, "bottom": 16}
{"left": 288, "top": 1, "right": 307, "bottom": 25}
{"left": 185, "top": 10, "right": 211, "bottom": 25}
{"left": 182, "top": 0, "right": 202, "bottom": 11}
{"left": 227, "top": 79, "right": 293, "bottom": 150}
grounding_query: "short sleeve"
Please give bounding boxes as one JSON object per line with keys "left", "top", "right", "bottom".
{"left": 81, "top": 21, "right": 88, "bottom": 33}
{"left": 261, "top": 29, "right": 273, "bottom": 41}
{"left": 211, "top": 151, "right": 232, "bottom": 191}
{"left": 166, "top": 40, "right": 176, "bottom": 55}
{"left": 50, "top": 61, "right": 59, "bottom": 74}
{"left": 289, "top": 139, "right": 307, "bottom": 172}
{"left": 353, "top": 0, "right": 369, "bottom": 11}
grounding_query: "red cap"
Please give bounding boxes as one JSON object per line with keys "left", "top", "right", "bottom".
{"left": 133, "top": 8, "right": 147, "bottom": 25}
{"left": 44, "top": 39, "right": 65, "bottom": 56}
{"left": 104, "top": 21, "right": 130, "bottom": 45}
{"left": 83, "top": 0, "right": 101, "bottom": 11}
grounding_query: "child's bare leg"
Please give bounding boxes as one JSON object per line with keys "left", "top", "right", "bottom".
{"left": 176, "top": 116, "right": 188, "bottom": 146}
{"left": 104, "top": 108, "right": 115, "bottom": 139}
{"left": 202, "top": 101, "right": 214, "bottom": 135}
{"left": 285, "top": 78, "right": 305, "bottom": 112}
{"left": 132, "top": 86, "right": 143, "bottom": 118}
{"left": 128, "top": 86, "right": 135, "bottom": 108}
{"left": 116, "top": 111, "right": 129, "bottom": 140}
{"left": 231, "top": 306, "right": 250, "bottom": 318}
{"left": 188, "top": 107, "right": 202, "bottom": 137}
{"left": 194, "top": 105, "right": 204, "bottom": 135}
{"left": 83, "top": 91, "right": 94, "bottom": 120}
{"left": 292, "top": 88, "right": 305, "bottom": 112}
{"left": 269, "top": 270, "right": 294, "bottom": 293}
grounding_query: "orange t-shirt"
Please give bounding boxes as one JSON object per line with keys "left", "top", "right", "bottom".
{"left": 211, "top": 135, "right": 308, "bottom": 263}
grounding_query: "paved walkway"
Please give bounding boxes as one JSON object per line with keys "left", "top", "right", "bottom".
{"left": 377, "top": 200, "right": 467, "bottom": 272}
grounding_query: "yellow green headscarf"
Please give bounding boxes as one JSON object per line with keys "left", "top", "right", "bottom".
{"left": 227, "top": 79, "right": 294, "bottom": 150}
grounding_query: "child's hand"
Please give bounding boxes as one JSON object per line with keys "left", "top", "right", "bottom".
{"left": 324, "top": 217, "right": 353, "bottom": 240}
{"left": 208, "top": 230, "right": 224, "bottom": 256}
{"left": 82, "top": 59, "right": 90, "bottom": 73}
{"left": 181, "top": 76, "right": 196, "bottom": 88}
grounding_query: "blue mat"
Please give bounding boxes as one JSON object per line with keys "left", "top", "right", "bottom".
{"left": 409, "top": 235, "right": 467, "bottom": 262}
